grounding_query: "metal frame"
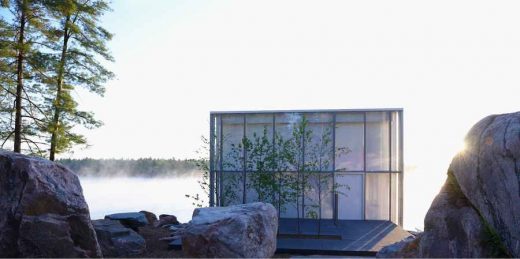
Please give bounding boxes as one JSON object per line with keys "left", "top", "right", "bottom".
{"left": 209, "top": 108, "right": 404, "bottom": 226}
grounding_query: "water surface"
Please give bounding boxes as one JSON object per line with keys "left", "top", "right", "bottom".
{"left": 80, "top": 176, "right": 204, "bottom": 223}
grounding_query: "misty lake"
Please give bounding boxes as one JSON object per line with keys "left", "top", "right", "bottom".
{"left": 79, "top": 176, "right": 204, "bottom": 223}
{"left": 80, "top": 174, "right": 424, "bottom": 230}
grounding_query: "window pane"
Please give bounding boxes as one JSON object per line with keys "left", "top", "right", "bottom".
{"left": 245, "top": 114, "right": 274, "bottom": 171}
{"left": 365, "top": 173, "right": 390, "bottom": 220}
{"left": 221, "top": 171, "right": 244, "bottom": 206}
{"left": 303, "top": 172, "right": 333, "bottom": 219}
{"left": 245, "top": 172, "right": 258, "bottom": 203}
{"left": 391, "top": 112, "right": 400, "bottom": 171}
{"left": 390, "top": 173, "right": 399, "bottom": 224}
{"left": 275, "top": 113, "right": 302, "bottom": 171}
{"left": 279, "top": 172, "right": 301, "bottom": 218}
{"left": 305, "top": 114, "right": 334, "bottom": 171}
{"left": 214, "top": 115, "right": 221, "bottom": 170}
{"left": 335, "top": 113, "right": 364, "bottom": 171}
{"left": 366, "top": 112, "right": 390, "bottom": 171}
{"left": 336, "top": 173, "right": 364, "bottom": 220}
{"left": 222, "top": 115, "right": 244, "bottom": 171}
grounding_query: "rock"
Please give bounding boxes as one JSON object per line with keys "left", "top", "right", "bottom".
{"left": 376, "top": 234, "right": 422, "bottom": 258}
{"left": 154, "top": 214, "right": 180, "bottom": 228}
{"left": 0, "top": 151, "right": 101, "bottom": 258}
{"left": 448, "top": 112, "right": 520, "bottom": 257}
{"left": 417, "top": 171, "right": 492, "bottom": 257}
{"left": 181, "top": 202, "right": 278, "bottom": 258}
{"left": 379, "top": 112, "right": 520, "bottom": 258}
{"left": 105, "top": 212, "right": 148, "bottom": 231}
{"left": 92, "top": 219, "right": 146, "bottom": 257}
{"left": 166, "top": 223, "right": 188, "bottom": 242}
{"left": 139, "top": 210, "right": 158, "bottom": 224}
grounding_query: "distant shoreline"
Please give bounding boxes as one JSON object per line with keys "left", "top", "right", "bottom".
{"left": 58, "top": 158, "right": 202, "bottom": 178}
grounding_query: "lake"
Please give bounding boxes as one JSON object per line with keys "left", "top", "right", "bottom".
{"left": 80, "top": 174, "right": 431, "bottom": 230}
{"left": 79, "top": 176, "right": 204, "bottom": 223}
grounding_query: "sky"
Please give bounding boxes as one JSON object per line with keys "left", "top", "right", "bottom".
{"left": 67, "top": 0, "right": 520, "bottom": 229}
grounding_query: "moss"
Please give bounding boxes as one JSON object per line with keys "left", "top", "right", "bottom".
{"left": 481, "top": 217, "right": 511, "bottom": 258}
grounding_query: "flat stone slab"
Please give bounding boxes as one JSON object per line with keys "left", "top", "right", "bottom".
{"left": 105, "top": 212, "right": 148, "bottom": 231}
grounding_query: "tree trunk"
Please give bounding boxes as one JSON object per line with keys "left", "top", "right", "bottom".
{"left": 13, "top": 6, "right": 26, "bottom": 153}
{"left": 49, "top": 15, "right": 71, "bottom": 161}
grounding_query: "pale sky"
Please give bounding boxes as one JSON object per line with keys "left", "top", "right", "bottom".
{"left": 68, "top": 0, "right": 520, "bottom": 229}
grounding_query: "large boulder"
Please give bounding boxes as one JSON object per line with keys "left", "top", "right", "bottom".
{"left": 0, "top": 151, "right": 101, "bottom": 257}
{"left": 92, "top": 219, "right": 146, "bottom": 257}
{"left": 181, "top": 202, "right": 278, "bottom": 258}
{"left": 379, "top": 112, "right": 520, "bottom": 258}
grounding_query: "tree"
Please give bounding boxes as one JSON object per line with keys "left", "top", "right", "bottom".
{"left": 45, "top": 0, "right": 114, "bottom": 160}
{"left": 185, "top": 136, "right": 210, "bottom": 208}
{"left": 219, "top": 115, "right": 350, "bottom": 235}
{"left": 0, "top": 18, "right": 16, "bottom": 147}
{"left": 1, "top": 0, "right": 54, "bottom": 155}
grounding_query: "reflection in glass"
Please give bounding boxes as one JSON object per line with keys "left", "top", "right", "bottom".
{"left": 336, "top": 113, "right": 364, "bottom": 171}
{"left": 222, "top": 115, "right": 244, "bottom": 171}
{"left": 305, "top": 114, "right": 334, "bottom": 172}
{"left": 390, "top": 173, "right": 399, "bottom": 223}
{"left": 366, "top": 112, "right": 390, "bottom": 171}
{"left": 279, "top": 172, "right": 300, "bottom": 218}
{"left": 391, "top": 112, "right": 400, "bottom": 171}
{"left": 303, "top": 173, "right": 333, "bottom": 219}
{"left": 366, "top": 173, "right": 390, "bottom": 220}
{"left": 221, "top": 171, "right": 244, "bottom": 206}
{"left": 212, "top": 110, "right": 403, "bottom": 225}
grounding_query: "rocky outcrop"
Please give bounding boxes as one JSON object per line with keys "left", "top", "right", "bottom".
{"left": 181, "top": 202, "right": 278, "bottom": 258}
{"left": 379, "top": 112, "right": 520, "bottom": 258}
{"left": 105, "top": 212, "right": 148, "bottom": 231}
{"left": 0, "top": 151, "right": 101, "bottom": 258}
{"left": 139, "top": 210, "right": 158, "bottom": 225}
{"left": 377, "top": 234, "right": 422, "bottom": 258}
{"left": 92, "top": 219, "right": 146, "bottom": 257}
{"left": 154, "top": 214, "right": 180, "bottom": 228}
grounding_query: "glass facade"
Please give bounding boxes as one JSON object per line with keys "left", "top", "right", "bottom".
{"left": 209, "top": 109, "right": 404, "bottom": 226}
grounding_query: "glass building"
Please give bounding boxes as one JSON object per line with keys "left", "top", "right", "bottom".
{"left": 208, "top": 109, "right": 403, "bottom": 226}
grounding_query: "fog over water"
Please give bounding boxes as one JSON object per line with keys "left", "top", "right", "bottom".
{"left": 79, "top": 175, "right": 204, "bottom": 223}
{"left": 80, "top": 172, "right": 426, "bottom": 230}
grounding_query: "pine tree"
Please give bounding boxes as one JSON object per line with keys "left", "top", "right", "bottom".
{"left": 0, "top": 18, "right": 16, "bottom": 148}
{"left": 1, "top": 0, "right": 53, "bottom": 155}
{"left": 45, "top": 0, "right": 114, "bottom": 160}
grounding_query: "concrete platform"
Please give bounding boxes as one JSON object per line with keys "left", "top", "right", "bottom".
{"left": 170, "top": 219, "right": 411, "bottom": 256}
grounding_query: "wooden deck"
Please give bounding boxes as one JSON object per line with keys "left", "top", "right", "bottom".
{"left": 170, "top": 219, "right": 411, "bottom": 256}
{"left": 276, "top": 219, "right": 411, "bottom": 256}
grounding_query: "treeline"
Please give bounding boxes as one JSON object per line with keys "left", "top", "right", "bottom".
{"left": 0, "top": 0, "right": 113, "bottom": 160}
{"left": 58, "top": 158, "right": 201, "bottom": 178}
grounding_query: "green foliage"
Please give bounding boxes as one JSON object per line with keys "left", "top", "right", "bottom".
{"left": 0, "top": 0, "right": 56, "bottom": 155}
{"left": 44, "top": 0, "right": 114, "bottom": 160}
{"left": 193, "top": 114, "right": 350, "bottom": 230}
{"left": 482, "top": 219, "right": 510, "bottom": 258}
{"left": 185, "top": 136, "right": 210, "bottom": 207}
{"left": 0, "top": 0, "right": 114, "bottom": 158}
